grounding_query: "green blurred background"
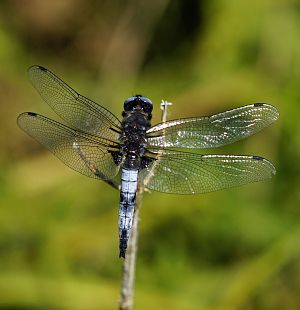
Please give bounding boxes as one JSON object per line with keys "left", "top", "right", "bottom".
{"left": 0, "top": 0, "right": 299, "bottom": 309}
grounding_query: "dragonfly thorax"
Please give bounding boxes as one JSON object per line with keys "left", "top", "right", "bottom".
{"left": 120, "top": 108, "right": 150, "bottom": 170}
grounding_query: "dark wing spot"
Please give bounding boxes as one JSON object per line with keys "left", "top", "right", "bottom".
{"left": 38, "top": 65, "right": 48, "bottom": 72}
{"left": 253, "top": 103, "right": 265, "bottom": 107}
{"left": 27, "top": 112, "right": 37, "bottom": 117}
{"left": 252, "top": 155, "right": 263, "bottom": 160}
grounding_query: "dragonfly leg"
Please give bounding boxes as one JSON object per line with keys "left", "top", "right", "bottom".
{"left": 73, "top": 142, "right": 120, "bottom": 190}
{"left": 141, "top": 155, "right": 154, "bottom": 169}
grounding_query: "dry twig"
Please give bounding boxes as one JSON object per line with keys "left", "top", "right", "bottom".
{"left": 119, "top": 100, "right": 172, "bottom": 310}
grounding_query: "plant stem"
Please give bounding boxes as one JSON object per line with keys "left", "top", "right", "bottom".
{"left": 119, "top": 99, "right": 172, "bottom": 310}
{"left": 119, "top": 187, "right": 143, "bottom": 310}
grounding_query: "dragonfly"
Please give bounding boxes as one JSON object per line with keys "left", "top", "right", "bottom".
{"left": 17, "top": 65, "right": 279, "bottom": 258}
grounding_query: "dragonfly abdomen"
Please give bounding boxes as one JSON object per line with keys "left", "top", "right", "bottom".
{"left": 119, "top": 168, "right": 138, "bottom": 258}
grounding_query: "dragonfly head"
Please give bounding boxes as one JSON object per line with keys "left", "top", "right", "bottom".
{"left": 123, "top": 95, "right": 153, "bottom": 117}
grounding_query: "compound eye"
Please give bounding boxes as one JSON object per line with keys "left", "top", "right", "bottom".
{"left": 124, "top": 97, "right": 136, "bottom": 111}
{"left": 140, "top": 97, "right": 153, "bottom": 113}
{"left": 142, "top": 102, "right": 153, "bottom": 113}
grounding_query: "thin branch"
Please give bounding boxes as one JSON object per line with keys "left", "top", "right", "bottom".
{"left": 119, "top": 99, "right": 172, "bottom": 310}
{"left": 160, "top": 99, "right": 172, "bottom": 123}
{"left": 119, "top": 187, "right": 143, "bottom": 310}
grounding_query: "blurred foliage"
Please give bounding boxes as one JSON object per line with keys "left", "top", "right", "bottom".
{"left": 0, "top": 0, "right": 299, "bottom": 309}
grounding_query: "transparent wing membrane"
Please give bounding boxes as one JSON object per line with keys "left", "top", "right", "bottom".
{"left": 17, "top": 112, "right": 120, "bottom": 187}
{"left": 28, "top": 65, "right": 122, "bottom": 140}
{"left": 140, "top": 149, "right": 275, "bottom": 194}
{"left": 147, "top": 103, "right": 279, "bottom": 149}
{"left": 18, "top": 65, "right": 278, "bottom": 195}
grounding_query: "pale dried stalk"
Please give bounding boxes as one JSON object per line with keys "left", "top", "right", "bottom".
{"left": 119, "top": 100, "right": 172, "bottom": 310}
{"left": 119, "top": 186, "right": 143, "bottom": 310}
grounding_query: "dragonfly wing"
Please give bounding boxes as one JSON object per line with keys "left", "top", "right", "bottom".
{"left": 18, "top": 112, "right": 121, "bottom": 187}
{"left": 139, "top": 149, "right": 275, "bottom": 194}
{"left": 147, "top": 103, "right": 279, "bottom": 149}
{"left": 28, "top": 65, "right": 121, "bottom": 140}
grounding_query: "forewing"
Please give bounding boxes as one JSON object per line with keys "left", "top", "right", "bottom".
{"left": 17, "top": 112, "right": 121, "bottom": 184}
{"left": 28, "top": 65, "right": 121, "bottom": 140}
{"left": 140, "top": 150, "right": 275, "bottom": 194}
{"left": 147, "top": 103, "right": 279, "bottom": 149}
